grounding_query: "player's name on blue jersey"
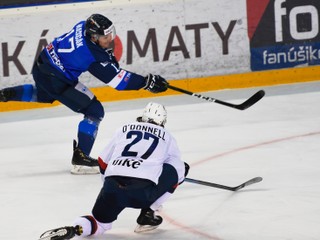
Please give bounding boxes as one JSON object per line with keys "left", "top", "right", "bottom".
{"left": 75, "top": 23, "right": 84, "bottom": 48}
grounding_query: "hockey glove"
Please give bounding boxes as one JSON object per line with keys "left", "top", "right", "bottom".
{"left": 184, "top": 162, "right": 190, "bottom": 177}
{"left": 144, "top": 74, "right": 168, "bottom": 93}
{"left": 176, "top": 162, "right": 190, "bottom": 187}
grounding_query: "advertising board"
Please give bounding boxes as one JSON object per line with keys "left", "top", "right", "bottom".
{"left": 247, "top": 0, "right": 320, "bottom": 70}
{"left": 0, "top": 0, "right": 249, "bottom": 88}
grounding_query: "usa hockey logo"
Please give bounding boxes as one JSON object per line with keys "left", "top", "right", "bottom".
{"left": 247, "top": 0, "right": 320, "bottom": 71}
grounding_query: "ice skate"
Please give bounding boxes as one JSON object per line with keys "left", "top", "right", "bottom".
{"left": 71, "top": 140, "right": 99, "bottom": 175}
{"left": 134, "top": 208, "right": 163, "bottom": 233}
{"left": 39, "top": 225, "right": 82, "bottom": 240}
{"left": 0, "top": 88, "right": 15, "bottom": 102}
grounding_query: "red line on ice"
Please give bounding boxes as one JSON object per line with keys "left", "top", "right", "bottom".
{"left": 192, "top": 131, "right": 320, "bottom": 167}
{"left": 163, "top": 131, "right": 320, "bottom": 239}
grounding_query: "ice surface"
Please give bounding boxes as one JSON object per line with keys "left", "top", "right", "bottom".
{"left": 1, "top": 82, "right": 320, "bottom": 239}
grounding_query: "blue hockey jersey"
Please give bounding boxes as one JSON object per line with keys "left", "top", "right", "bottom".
{"left": 43, "top": 21, "right": 145, "bottom": 90}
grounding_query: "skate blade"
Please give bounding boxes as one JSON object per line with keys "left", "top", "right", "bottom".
{"left": 39, "top": 228, "right": 68, "bottom": 240}
{"left": 70, "top": 165, "right": 99, "bottom": 175}
{"left": 134, "top": 224, "right": 159, "bottom": 233}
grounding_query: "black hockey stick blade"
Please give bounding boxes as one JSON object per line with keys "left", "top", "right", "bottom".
{"left": 168, "top": 85, "right": 265, "bottom": 110}
{"left": 185, "top": 177, "right": 263, "bottom": 191}
{"left": 228, "top": 90, "right": 265, "bottom": 110}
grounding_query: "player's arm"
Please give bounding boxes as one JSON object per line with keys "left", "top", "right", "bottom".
{"left": 165, "top": 137, "right": 189, "bottom": 184}
{"left": 88, "top": 62, "right": 168, "bottom": 93}
{"left": 149, "top": 139, "right": 189, "bottom": 211}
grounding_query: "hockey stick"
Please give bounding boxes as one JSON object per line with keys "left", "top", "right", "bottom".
{"left": 185, "top": 177, "right": 263, "bottom": 191}
{"left": 168, "top": 85, "right": 265, "bottom": 110}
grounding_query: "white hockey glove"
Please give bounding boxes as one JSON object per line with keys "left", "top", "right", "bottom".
{"left": 144, "top": 74, "right": 168, "bottom": 93}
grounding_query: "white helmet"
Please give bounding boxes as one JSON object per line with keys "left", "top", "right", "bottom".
{"left": 140, "top": 102, "right": 167, "bottom": 126}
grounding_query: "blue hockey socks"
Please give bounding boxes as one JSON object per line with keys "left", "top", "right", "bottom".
{"left": 1, "top": 84, "right": 36, "bottom": 102}
{"left": 78, "top": 117, "right": 100, "bottom": 155}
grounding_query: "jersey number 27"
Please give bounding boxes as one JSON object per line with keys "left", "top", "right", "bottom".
{"left": 122, "top": 131, "right": 159, "bottom": 160}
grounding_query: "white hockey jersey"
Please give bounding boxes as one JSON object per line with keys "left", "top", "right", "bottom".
{"left": 99, "top": 122, "right": 185, "bottom": 184}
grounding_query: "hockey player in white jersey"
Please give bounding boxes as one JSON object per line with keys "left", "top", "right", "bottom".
{"left": 39, "top": 102, "right": 190, "bottom": 240}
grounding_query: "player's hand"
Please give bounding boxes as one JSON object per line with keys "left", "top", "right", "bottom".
{"left": 178, "top": 162, "right": 190, "bottom": 186}
{"left": 144, "top": 74, "right": 168, "bottom": 93}
{"left": 184, "top": 162, "right": 190, "bottom": 177}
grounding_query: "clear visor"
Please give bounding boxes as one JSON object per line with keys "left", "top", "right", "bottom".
{"left": 103, "top": 24, "right": 116, "bottom": 40}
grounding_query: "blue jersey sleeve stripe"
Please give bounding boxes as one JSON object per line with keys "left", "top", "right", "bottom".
{"left": 115, "top": 74, "right": 130, "bottom": 90}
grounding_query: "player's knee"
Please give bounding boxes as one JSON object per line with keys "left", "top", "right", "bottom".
{"left": 159, "top": 164, "right": 179, "bottom": 193}
{"left": 79, "top": 100, "right": 104, "bottom": 142}
{"left": 84, "top": 98, "right": 105, "bottom": 121}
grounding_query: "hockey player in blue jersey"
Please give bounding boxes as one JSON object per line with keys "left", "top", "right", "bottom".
{"left": 0, "top": 14, "right": 168, "bottom": 174}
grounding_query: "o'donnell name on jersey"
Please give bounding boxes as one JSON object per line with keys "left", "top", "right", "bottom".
{"left": 122, "top": 123, "right": 166, "bottom": 141}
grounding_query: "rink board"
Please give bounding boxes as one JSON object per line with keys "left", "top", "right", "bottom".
{"left": 1, "top": 65, "right": 319, "bottom": 112}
